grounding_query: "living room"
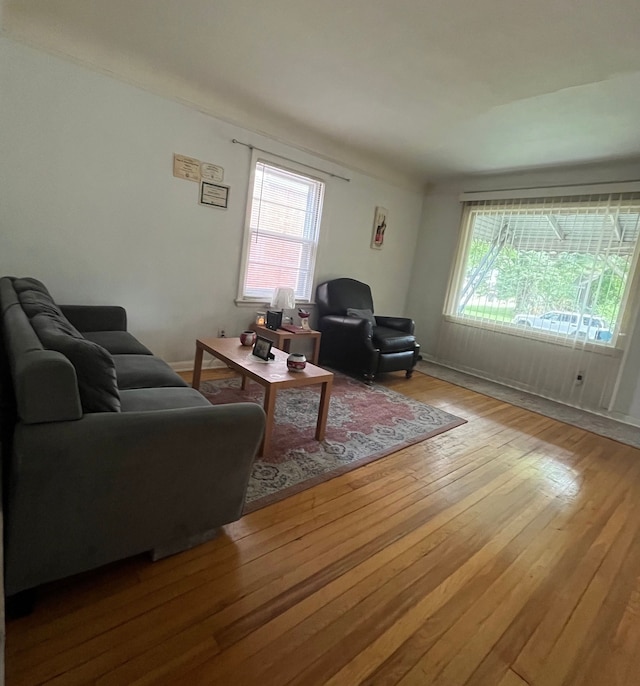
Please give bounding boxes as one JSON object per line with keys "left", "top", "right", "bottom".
{"left": 2, "top": 1, "right": 640, "bottom": 684}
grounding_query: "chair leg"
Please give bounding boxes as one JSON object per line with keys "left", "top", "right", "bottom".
{"left": 363, "top": 373, "right": 375, "bottom": 385}
{"left": 406, "top": 369, "right": 414, "bottom": 379}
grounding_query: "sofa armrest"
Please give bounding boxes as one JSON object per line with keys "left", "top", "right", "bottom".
{"left": 59, "top": 305, "right": 127, "bottom": 332}
{"left": 5, "top": 403, "right": 265, "bottom": 594}
{"left": 374, "top": 316, "right": 415, "bottom": 335}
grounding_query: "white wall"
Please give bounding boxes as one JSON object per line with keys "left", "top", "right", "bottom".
{"left": 408, "top": 159, "right": 640, "bottom": 420}
{"left": 0, "top": 37, "right": 424, "bottom": 365}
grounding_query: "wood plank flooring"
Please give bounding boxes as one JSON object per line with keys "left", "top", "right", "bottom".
{"left": 6, "top": 370, "right": 640, "bottom": 685}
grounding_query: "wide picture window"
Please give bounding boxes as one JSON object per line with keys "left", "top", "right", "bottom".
{"left": 240, "top": 158, "right": 325, "bottom": 302}
{"left": 448, "top": 193, "right": 640, "bottom": 345}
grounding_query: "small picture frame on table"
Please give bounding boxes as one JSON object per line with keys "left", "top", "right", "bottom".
{"left": 252, "top": 336, "right": 274, "bottom": 361}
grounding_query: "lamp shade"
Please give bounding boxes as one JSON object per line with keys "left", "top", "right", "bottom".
{"left": 271, "top": 287, "right": 296, "bottom": 309}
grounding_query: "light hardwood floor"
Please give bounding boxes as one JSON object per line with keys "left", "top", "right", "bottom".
{"left": 6, "top": 369, "right": 640, "bottom": 685}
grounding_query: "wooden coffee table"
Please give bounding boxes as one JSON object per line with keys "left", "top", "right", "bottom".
{"left": 192, "top": 337, "right": 333, "bottom": 457}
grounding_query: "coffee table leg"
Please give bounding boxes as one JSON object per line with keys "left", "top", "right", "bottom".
{"left": 192, "top": 342, "right": 204, "bottom": 390}
{"left": 261, "top": 386, "right": 277, "bottom": 456}
{"left": 315, "top": 378, "right": 333, "bottom": 441}
{"left": 241, "top": 374, "right": 249, "bottom": 390}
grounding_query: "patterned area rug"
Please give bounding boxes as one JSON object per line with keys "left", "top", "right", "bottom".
{"left": 200, "top": 372, "right": 466, "bottom": 512}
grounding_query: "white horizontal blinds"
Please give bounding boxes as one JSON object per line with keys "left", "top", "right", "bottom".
{"left": 454, "top": 192, "right": 640, "bottom": 345}
{"left": 243, "top": 161, "right": 325, "bottom": 301}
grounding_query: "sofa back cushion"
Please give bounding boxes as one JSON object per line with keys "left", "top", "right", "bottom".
{"left": 13, "top": 278, "right": 78, "bottom": 324}
{"left": 12, "top": 277, "right": 51, "bottom": 296}
{"left": 18, "top": 289, "right": 72, "bottom": 321}
{"left": 0, "top": 279, "right": 82, "bottom": 423}
{"left": 31, "top": 314, "right": 121, "bottom": 413}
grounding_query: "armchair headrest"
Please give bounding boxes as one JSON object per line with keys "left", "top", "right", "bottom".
{"left": 316, "top": 278, "right": 374, "bottom": 317}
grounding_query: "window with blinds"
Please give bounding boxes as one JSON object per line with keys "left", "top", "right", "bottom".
{"left": 240, "top": 159, "right": 325, "bottom": 302}
{"left": 447, "top": 193, "right": 640, "bottom": 345}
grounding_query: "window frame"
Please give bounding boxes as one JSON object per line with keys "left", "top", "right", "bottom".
{"left": 444, "top": 197, "right": 640, "bottom": 351}
{"left": 237, "top": 151, "right": 327, "bottom": 305}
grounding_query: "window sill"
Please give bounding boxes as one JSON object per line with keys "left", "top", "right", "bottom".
{"left": 234, "top": 299, "right": 316, "bottom": 307}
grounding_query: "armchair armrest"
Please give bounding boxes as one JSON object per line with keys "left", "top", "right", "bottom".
{"left": 60, "top": 305, "right": 128, "bottom": 332}
{"left": 375, "top": 316, "right": 415, "bottom": 335}
{"left": 319, "top": 314, "right": 375, "bottom": 343}
{"left": 317, "top": 315, "right": 380, "bottom": 377}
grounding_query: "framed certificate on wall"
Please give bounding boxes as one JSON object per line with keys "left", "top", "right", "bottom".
{"left": 199, "top": 181, "right": 230, "bottom": 208}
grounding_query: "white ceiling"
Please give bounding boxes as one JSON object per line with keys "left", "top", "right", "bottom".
{"left": 5, "top": 0, "right": 640, "bottom": 185}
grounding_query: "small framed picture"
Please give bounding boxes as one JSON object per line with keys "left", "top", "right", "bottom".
{"left": 371, "top": 206, "right": 388, "bottom": 249}
{"left": 252, "top": 336, "right": 273, "bottom": 361}
{"left": 199, "top": 181, "right": 230, "bottom": 209}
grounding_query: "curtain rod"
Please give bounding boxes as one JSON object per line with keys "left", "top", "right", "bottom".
{"left": 232, "top": 138, "right": 351, "bottom": 182}
{"left": 460, "top": 180, "right": 640, "bottom": 201}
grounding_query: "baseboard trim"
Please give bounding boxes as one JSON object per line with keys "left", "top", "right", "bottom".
{"left": 418, "top": 359, "right": 640, "bottom": 448}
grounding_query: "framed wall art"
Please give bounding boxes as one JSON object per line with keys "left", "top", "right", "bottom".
{"left": 371, "top": 206, "right": 388, "bottom": 249}
{"left": 199, "top": 181, "right": 230, "bottom": 209}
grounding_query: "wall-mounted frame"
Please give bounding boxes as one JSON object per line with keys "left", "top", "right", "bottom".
{"left": 199, "top": 181, "right": 230, "bottom": 209}
{"left": 371, "top": 206, "right": 388, "bottom": 249}
{"left": 252, "top": 336, "right": 274, "bottom": 361}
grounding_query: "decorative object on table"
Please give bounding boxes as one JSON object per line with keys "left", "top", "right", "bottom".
{"left": 287, "top": 353, "right": 307, "bottom": 372}
{"left": 298, "top": 308, "right": 311, "bottom": 330}
{"left": 252, "top": 336, "right": 274, "bottom": 361}
{"left": 200, "top": 371, "right": 466, "bottom": 512}
{"left": 255, "top": 311, "right": 266, "bottom": 326}
{"left": 266, "top": 309, "right": 283, "bottom": 331}
{"left": 280, "top": 323, "right": 306, "bottom": 333}
{"left": 371, "top": 206, "right": 388, "bottom": 249}
{"left": 240, "top": 330, "right": 257, "bottom": 346}
{"left": 270, "top": 286, "right": 296, "bottom": 326}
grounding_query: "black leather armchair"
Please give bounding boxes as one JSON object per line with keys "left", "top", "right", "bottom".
{"left": 316, "top": 278, "right": 420, "bottom": 383}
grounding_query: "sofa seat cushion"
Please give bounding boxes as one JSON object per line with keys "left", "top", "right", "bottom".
{"left": 31, "top": 314, "right": 121, "bottom": 413}
{"left": 119, "top": 387, "right": 211, "bottom": 412}
{"left": 83, "top": 331, "right": 153, "bottom": 356}
{"left": 372, "top": 326, "right": 416, "bottom": 353}
{"left": 114, "top": 355, "right": 187, "bottom": 390}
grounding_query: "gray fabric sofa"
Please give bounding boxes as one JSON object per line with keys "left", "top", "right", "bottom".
{"left": 0, "top": 276, "right": 265, "bottom": 599}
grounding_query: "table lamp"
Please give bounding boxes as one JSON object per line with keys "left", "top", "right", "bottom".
{"left": 267, "top": 287, "right": 296, "bottom": 330}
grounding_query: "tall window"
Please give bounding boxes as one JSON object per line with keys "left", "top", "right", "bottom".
{"left": 239, "top": 158, "right": 325, "bottom": 302}
{"left": 447, "top": 193, "right": 640, "bottom": 345}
